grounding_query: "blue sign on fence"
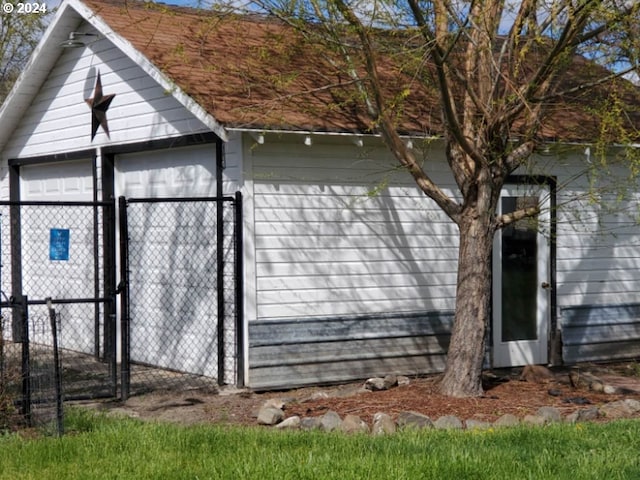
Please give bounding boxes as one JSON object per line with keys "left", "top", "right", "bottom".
{"left": 49, "top": 229, "right": 70, "bottom": 261}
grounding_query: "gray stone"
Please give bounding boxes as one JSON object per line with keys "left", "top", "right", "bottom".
{"left": 397, "top": 375, "right": 411, "bottom": 386}
{"left": 372, "top": 412, "right": 396, "bottom": 435}
{"left": 383, "top": 374, "right": 398, "bottom": 390}
{"left": 257, "top": 406, "right": 284, "bottom": 425}
{"left": 434, "top": 415, "right": 463, "bottom": 430}
{"left": 572, "top": 407, "right": 600, "bottom": 423}
{"left": 623, "top": 398, "right": 640, "bottom": 413}
{"left": 262, "top": 398, "right": 286, "bottom": 410}
{"left": 320, "top": 410, "right": 342, "bottom": 431}
{"left": 397, "top": 411, "right": 434, "bottom": 429}
{"left": 494, "top": 414, "right": 520, "bottom": 427}
{"left": 465, "top": 419, "right": 492, "bottom": 430}
{"left": 523, "top": 414, "right": 547, "bottom": 426}
{"left": 308, "top": 392, "right": 330, "bottom": 401}
{"left": 341, "top": 414, "right": 370, "bottom": 434}
{"left": 603, "top": 385, "right": 619, "bottom": 395}
{"left": 536, "top": 406, "right": 562, "bottom": 423}
{"left": 364, "top": 377, "right": 387, "bottom": 391}
{"left": 300, "top": 417, "right": 321, "bottom": 430}
{"left": 599, "top": 399, "right": 639, "bottom": 419}
{"left": 569, "top": 371, "right": 604, "bottom": 391}
{"left": 276, "top": 416, "right": 301, "bottom": 429}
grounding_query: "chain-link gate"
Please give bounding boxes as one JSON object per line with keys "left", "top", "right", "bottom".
{"left": 118, "top": 193, "right": 243, "bottom": 398}
{"left": 0, "top": 200, "right": 117, "bottom": 426}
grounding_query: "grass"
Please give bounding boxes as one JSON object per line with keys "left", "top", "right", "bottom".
{"left": 0, "top": 410, "right": 639, "bottom": 479}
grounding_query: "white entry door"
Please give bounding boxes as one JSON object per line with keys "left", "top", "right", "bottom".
{"left": 492, "top": 183, "right": 551, "bottom": 367}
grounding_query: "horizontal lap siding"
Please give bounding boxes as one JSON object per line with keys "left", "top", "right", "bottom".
{"left": 556, "top": 190, "right": 640, "bottom": 307}
{"left": 249, "top": 312, "right": 453, "bottom": 390}
{"left": 248, "top": 138, "right": 458, "bottom": 388}
{"left": 4, "top": 29, "right": 210, "bottom": 159}
{"left": 560, "top": 304, "right": 640, "bottom": 363}
{"left": 554, "top": 159, "right": 640, "bottom": 364}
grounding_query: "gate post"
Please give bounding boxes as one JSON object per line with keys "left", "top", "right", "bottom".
{"left": 18, "top": 295, "right": 30, "bottom": 426}
{"left": 118, "top": 196, "right": 130, "bottom": 401}
{"left": 234, "top": 192, "right": 244, "bottom": 388}
{"left": 216, "top": 197, "right": 225, "bottom": 385}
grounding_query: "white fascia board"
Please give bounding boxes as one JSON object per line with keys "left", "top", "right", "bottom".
{"left": 0, "top": 0, "right": 83, "bottom": 155}
{"left": 70, "top": 0, "right": 228, "bottom": 142}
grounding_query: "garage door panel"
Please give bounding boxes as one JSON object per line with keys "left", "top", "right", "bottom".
{"left": 21, "top": 160, "right": 93, "bottom": 201}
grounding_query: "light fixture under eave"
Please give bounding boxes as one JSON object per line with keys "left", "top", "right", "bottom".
{"left": 60, "top": 32, "right": 98, "bottom": 49}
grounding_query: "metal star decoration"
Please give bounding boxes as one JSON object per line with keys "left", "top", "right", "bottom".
{"left": 85, "top": 71, "right": 116, "bottom": 140}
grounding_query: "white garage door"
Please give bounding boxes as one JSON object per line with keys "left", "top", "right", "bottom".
{"left": 117, "top": 146, "right": 221, "bottom": 378}
{"left": 15, "top": 159, "right": 97, "bottom": 352}
{"left": 117, "top": 146, "right": 216, "bottom": 198}
{"left": 20, "top": 160, "right": 93, "bottom": 201}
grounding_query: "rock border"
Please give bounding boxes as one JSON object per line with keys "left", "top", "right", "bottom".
{"left": 256, "top": 372, "right": 640, "bottom": 434}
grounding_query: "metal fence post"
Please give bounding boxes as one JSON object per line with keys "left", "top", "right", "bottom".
{"left": 234, "top": 192, "right": 244, "bottom": 388}
{"left": 118, "top": 196, "right": 130, "bottom": 401}
{"left": 19, "top": 295, "right": 30, "bottom": 426}
{"left": 216, "top": 197, "right": 225, "bottom": 385}
{"left": 46, "top": 298, "right": 64, "bottom": 436}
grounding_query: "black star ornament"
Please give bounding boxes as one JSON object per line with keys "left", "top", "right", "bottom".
{"left": 85, "top": 71, "right": 116, "bottom": 140}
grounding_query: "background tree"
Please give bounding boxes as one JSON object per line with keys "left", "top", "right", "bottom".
{"left": 234, "top": 0, "right": 640, "bottom": 397}
{"left": 0, "top": 11, "right": 50, "bottom": 103}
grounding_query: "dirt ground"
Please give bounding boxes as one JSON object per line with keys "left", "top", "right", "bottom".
{"left": 83, "top": 362, "right": 640, "bottom": 427}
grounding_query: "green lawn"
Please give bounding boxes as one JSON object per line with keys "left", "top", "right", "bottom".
{"left": 0, "top": 410, "right": 639, "bottom": 479}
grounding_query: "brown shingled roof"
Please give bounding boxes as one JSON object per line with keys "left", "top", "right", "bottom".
{"left": 83, "top": 0, "right": 640, "bottom": 142}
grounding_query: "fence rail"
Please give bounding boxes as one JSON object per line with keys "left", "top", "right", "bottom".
{"left": 0, "top": 192, "right": 242, "bottom": 432}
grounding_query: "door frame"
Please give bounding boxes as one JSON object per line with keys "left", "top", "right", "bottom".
{"left": 492, "top": 175, "right": 558, "bottom": 367}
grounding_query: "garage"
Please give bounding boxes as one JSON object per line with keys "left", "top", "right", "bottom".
{"left": 114, "top": 145, "right": 232, "bottom": 381}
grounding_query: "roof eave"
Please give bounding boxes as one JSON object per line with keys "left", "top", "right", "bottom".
{"left": 0, "top": 0, "right": 84, "bottom": 154}
{"left": 0, "top": 0, "right": 228, "bottom": 156}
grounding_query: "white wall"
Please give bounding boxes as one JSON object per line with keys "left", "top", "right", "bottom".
{"left": 553, "top": 154, "right": 640, "bottom": 307}
{"left": 2, "top": 24, "right": 211, "bottom": 160}
{"left": 247, "top": 136, "right": 640, "bottom": 325}
{"left": 246, "top": 134, "right": 460, "bottom": 321}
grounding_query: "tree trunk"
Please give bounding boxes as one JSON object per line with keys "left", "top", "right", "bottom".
{"left": 439, "top": 208, "right": 496, "bottom": 397}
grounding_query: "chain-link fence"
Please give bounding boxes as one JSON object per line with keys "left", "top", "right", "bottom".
{"left": 0, "top": 193, "right": 243, "bottom": 422}
{"left": 119, "top": 194, "right": 242, "bottom": 398}
{"left": 0, "top": 200, "right": 117, "bottom": 431}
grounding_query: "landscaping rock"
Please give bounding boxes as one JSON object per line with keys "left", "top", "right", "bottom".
{"left": 257, "top": 406, "right": 284, "bottom": 425}
{"left": 566, "top": 407, "right": 599, "bottom": 424}
{"left": 434, "top": 415, "right": 463, "bottom": 430}
{"left": 276, "top": 416, "right": 301, "bottom": 429}
{"left": 262, "top": 398, "right": 286, "bottom": 410}
{"left": 397, "top": 376, "right": 411, "bottom": 386}
{"left": 599, "top": 399, "right": 640, "bottom": 419}
{"left": 569, "top": 371, "right": 604, "bottom": 392}
{"left": 320, "top": 410, "right": 342, "bottom": 431}
{"left": 300, "top": 417, "right": 321, "bottom": 430}
{"left": 341, "top": 414, "right": 369, "bottom": 434}
{"left": 372, "top": 412, "right": 396, "bottom": 435}
{"left": 364, "top": 377, "right": 387, "bottom": 391}
{"left": 523, "top": 414, "right": 547, "bottom": 426}
{"left": 465, "top": 419, "right": 492, "bottom": 430}
{"left": 494, "top": 414, "right": 520, "bottom": 427}
{"left": 397, "top": 411, "right": 434, "bottom": 429}
{"left": 536, "top": 406, "right": 562, "bottom": 423}
{"left": 383, "top": 374, "right": 399, "bottom": 389}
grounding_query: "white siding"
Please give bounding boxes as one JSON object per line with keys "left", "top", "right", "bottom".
{"left": 3, "top": 25, "right": 210, "bottom": 160}
{"left": 223, "top": 131, "right": 243, "bottom": 193}
{"left": 250, "top": 136, "right": 460, "bottom": 321}
{"left": 554, "top": 157, "right": 640, "bottom": 308}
